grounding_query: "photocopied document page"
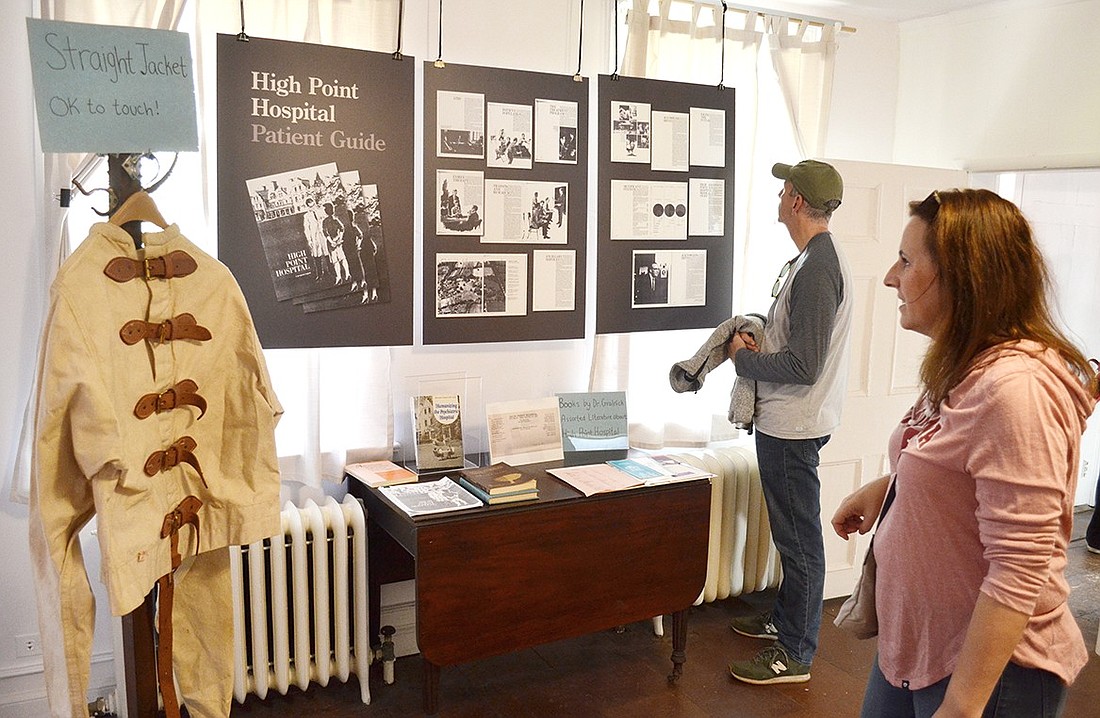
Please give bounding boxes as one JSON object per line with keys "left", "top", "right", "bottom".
{"left": 485, "top": 396, "right": 564, "bottom": 465}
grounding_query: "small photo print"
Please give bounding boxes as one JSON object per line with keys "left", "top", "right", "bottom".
{"left": 437, "top": 90, "right": 485, "bottom": 159}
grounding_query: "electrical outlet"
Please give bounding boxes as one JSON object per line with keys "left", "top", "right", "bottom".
{"left": 16, "top": 633, "right": 42, "bottom": 657}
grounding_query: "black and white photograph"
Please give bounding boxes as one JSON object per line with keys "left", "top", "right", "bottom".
{"left": 631, "top": 248, "right": 707, "bottom": 309}
{"left": 534, "top": 98, "right": 578, "bottom": 164}
{"left": 245, "top": 162, "right": 343, "bottom": 301}
{"left": 483, "top": 179, "right": 568, "bottom": 244}
{"left": 436, "top": 169, "right": 485, "bottom": 235}
{"left": 632, "top": 251, "right": 669, "bottom": 307}
{"left": 298, "top": 179, "right": 393, "bottom": 312}
{"left": 610, "top": 100, "right": 651, "bottom": 164}
{"left": 437, "top": 89, "right": 485, "bottom": 159}
{"left": 435, "top": 253, "right": 528, "bottom": 317}
{"left": 487, "top": 102, "right": 533, "bottom": 169}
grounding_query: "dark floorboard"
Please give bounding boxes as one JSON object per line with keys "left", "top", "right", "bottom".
{"left": 230, "top": 508, "right": 1100, "bottom": 717}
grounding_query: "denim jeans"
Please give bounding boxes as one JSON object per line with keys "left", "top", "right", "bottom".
{"left": 861, "top": 654, "right": 1068, "bottom": 717}
{"left": 1086, "top": 477, "right": 1100, "bottom": 548}
{"left": 754, "top": 430, "right": 829, "bottom": 665}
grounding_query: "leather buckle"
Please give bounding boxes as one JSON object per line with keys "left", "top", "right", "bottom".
{"left": 134, "top": 379, "right": 206, "bottom": 420}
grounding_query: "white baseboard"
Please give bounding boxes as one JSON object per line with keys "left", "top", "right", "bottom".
{"left": 0, "top": 654, "right": 115, "bottom": 717}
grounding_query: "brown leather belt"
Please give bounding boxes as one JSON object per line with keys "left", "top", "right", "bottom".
{"left": 104, "top": 250, "right": 197, "bottom": 283}
{"left": 120, "top": 313, "right": 211, "bottom": 346}
{"left": 134, "top": 379, "right": 207, "bottom": 420}
{"left": 156, "top": 495, "right": 202, "bottom": 718}
{"left": 144, "top": 436, "right": 207, "bottom": 488}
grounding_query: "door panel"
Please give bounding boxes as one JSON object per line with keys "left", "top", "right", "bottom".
{"left": 818, "top": 159, "right": 965, "bottom": 598}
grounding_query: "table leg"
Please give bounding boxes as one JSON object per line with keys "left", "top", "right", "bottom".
{"left": 668, "top": 609, "right": 687, "bottom": 682}
{"left": 423, "top": 659, "right": 440, "bottom": 715}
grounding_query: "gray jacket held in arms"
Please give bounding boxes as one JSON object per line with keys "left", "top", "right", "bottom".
{"left": 669, "top": 313, "right": 766, "bottom": 431}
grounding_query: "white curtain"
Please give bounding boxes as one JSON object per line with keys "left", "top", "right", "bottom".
{"left": 12, "top": 0, "right": 400, "bottom": 503}
{"left": 593, "top": 0, "right": 842, "bottom": 448}
{"left": 767, "top": 15, "right": 842, "bottom": 159}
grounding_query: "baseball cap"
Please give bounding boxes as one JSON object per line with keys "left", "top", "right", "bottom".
{"left": 772, "top": 160, "right": 843, "bottom": 211}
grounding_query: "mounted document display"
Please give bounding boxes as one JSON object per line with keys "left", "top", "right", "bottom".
{"left": 26, "top": 18, "right": 198, "bottom": 152}
{"left": 423, "top": 62, "right": 588, "bottom": 345}
{"left": 216, "top": 35, "right": 414, "bottom": 348}
{"left": 485, "top": 397, "right": 564, "bottom": 466}
{"left": 597, "top": 75, "right": 736, "bottom": 334}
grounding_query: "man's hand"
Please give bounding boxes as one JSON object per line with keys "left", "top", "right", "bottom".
{"left": 727, "top": 331, "right": 759, "bottom": 357}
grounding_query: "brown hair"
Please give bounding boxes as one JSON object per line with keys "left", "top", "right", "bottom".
{"left": 910, "top": 188, "right": 1097, "bottom": 405}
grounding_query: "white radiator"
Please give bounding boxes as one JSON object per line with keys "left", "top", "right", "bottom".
{"left": 229, "top": 495, "right": 370, "bottom": 705}
{"left": 670, "top": 447, "right": 782, "bottom": 603}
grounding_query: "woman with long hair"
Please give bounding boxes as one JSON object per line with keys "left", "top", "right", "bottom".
{"left": 832, "top": 189, "right": 1097, "bottom": 717}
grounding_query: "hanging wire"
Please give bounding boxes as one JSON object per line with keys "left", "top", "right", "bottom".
{"left": 717, "top": 2, "right": 727, "bottom": 90}
{"left": 573, "top": 0, "right": 585, "bottom": 81}
{"left": 237, "top": 0, "right": 250, "bottom": 41}
{"left": 610, "top": 0, "right": 619, "bottom": 80}
{"left": 393, "top": 0, "right": 405, "bottom": 60}
{"left": 433, "top": 0, "right": 445, "bottom": 67}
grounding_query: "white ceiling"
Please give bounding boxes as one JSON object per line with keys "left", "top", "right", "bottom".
{"left": 775, "top": 0, "right": 1002, "bottom": 23}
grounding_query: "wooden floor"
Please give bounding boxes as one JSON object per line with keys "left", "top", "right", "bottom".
{"left": 230, "top": 509, "right": 1100, "bottom": 717}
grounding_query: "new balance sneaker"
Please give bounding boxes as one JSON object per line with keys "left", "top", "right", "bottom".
{"left": 728, "top": 645, "right": 811, "bottom": 685}
{"left": 729, "top": 611, "right": 778, "bottom": 640}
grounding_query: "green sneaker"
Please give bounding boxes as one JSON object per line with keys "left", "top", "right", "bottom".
{"left": 729, "top": 645, "right": 811, "bottom": 685}
{"left": 728, "top": 611, "right": 778, "bottom": 640}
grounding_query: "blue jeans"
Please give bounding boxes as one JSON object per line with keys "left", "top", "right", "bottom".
{"left": 861, "top": 654, "right": 1068, "bottom": 717}
{"left": 1086, "top": 476, "right": 1100, "bottom": 548}
{"left": 754, "top": 430, "right": 829, "bottom": 665}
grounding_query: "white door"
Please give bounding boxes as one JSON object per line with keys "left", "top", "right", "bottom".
{"left": 817, "top": 159, "right": 965, "bottom": 599}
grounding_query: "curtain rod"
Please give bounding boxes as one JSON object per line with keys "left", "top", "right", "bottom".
{"left": 692, "top": 0, "right": 857, "bottom": 33}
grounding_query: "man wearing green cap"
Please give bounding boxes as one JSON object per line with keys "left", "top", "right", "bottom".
{"left": 726, "top": 160, "right": 853, "bottom": 685}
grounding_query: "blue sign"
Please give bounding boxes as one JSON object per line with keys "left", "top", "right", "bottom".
{"left": 26, "top": 18, "right": 198, "bottom": 153}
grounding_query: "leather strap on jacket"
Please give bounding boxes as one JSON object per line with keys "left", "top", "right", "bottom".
{"left": 120, "top": 313, "right": 212, "bottom": 346}
{"left": 104, "top": 250, "right": 198, "bottom": 283}
{"left": 144, "top": 436, "right": 207, "bottom": 488}
{"left": 156, "top": 495, "right": 202, "bottom": 718}
{"left": 134, "top": 379, "right": 207, "bottom": 420}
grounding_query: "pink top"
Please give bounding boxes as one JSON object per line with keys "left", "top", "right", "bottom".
{"left": 875, "top": 341, "right": 1094, "bottom": 690}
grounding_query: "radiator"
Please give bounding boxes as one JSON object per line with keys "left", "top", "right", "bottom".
{"left": 670, "top": 447, "right": 781, "bottom": 603}
{"left": 229, "top": 495, "right": 370, "bottom": 705}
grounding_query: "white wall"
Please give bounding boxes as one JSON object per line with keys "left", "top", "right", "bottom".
{"left": 823, "top": 15, "right": 899, "bottom": 163}
{"left": 0, "top": 1, "right": 68, "bottom": 713}
{"left": 894, "top": 0, "right": 1100, "bottom": 171}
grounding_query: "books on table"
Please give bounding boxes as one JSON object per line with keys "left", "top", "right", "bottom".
{"left": 345, "top": 460, "right": 418, "bottom": 488}
{"left": 379, "top": 477, "right": 482, "bottom": 517}
{"left": 457, "top": 462, "right": 539, "bottom": 505}
{"left": 459, "top": 463, "right": 537, "bottom": 495}
{"left": 457, "top": 477, "right": 539, "bottom": 505}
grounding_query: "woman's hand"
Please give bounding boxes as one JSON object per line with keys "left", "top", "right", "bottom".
{"left": 830, "top": 475, "right": 891, "bottom": 539}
